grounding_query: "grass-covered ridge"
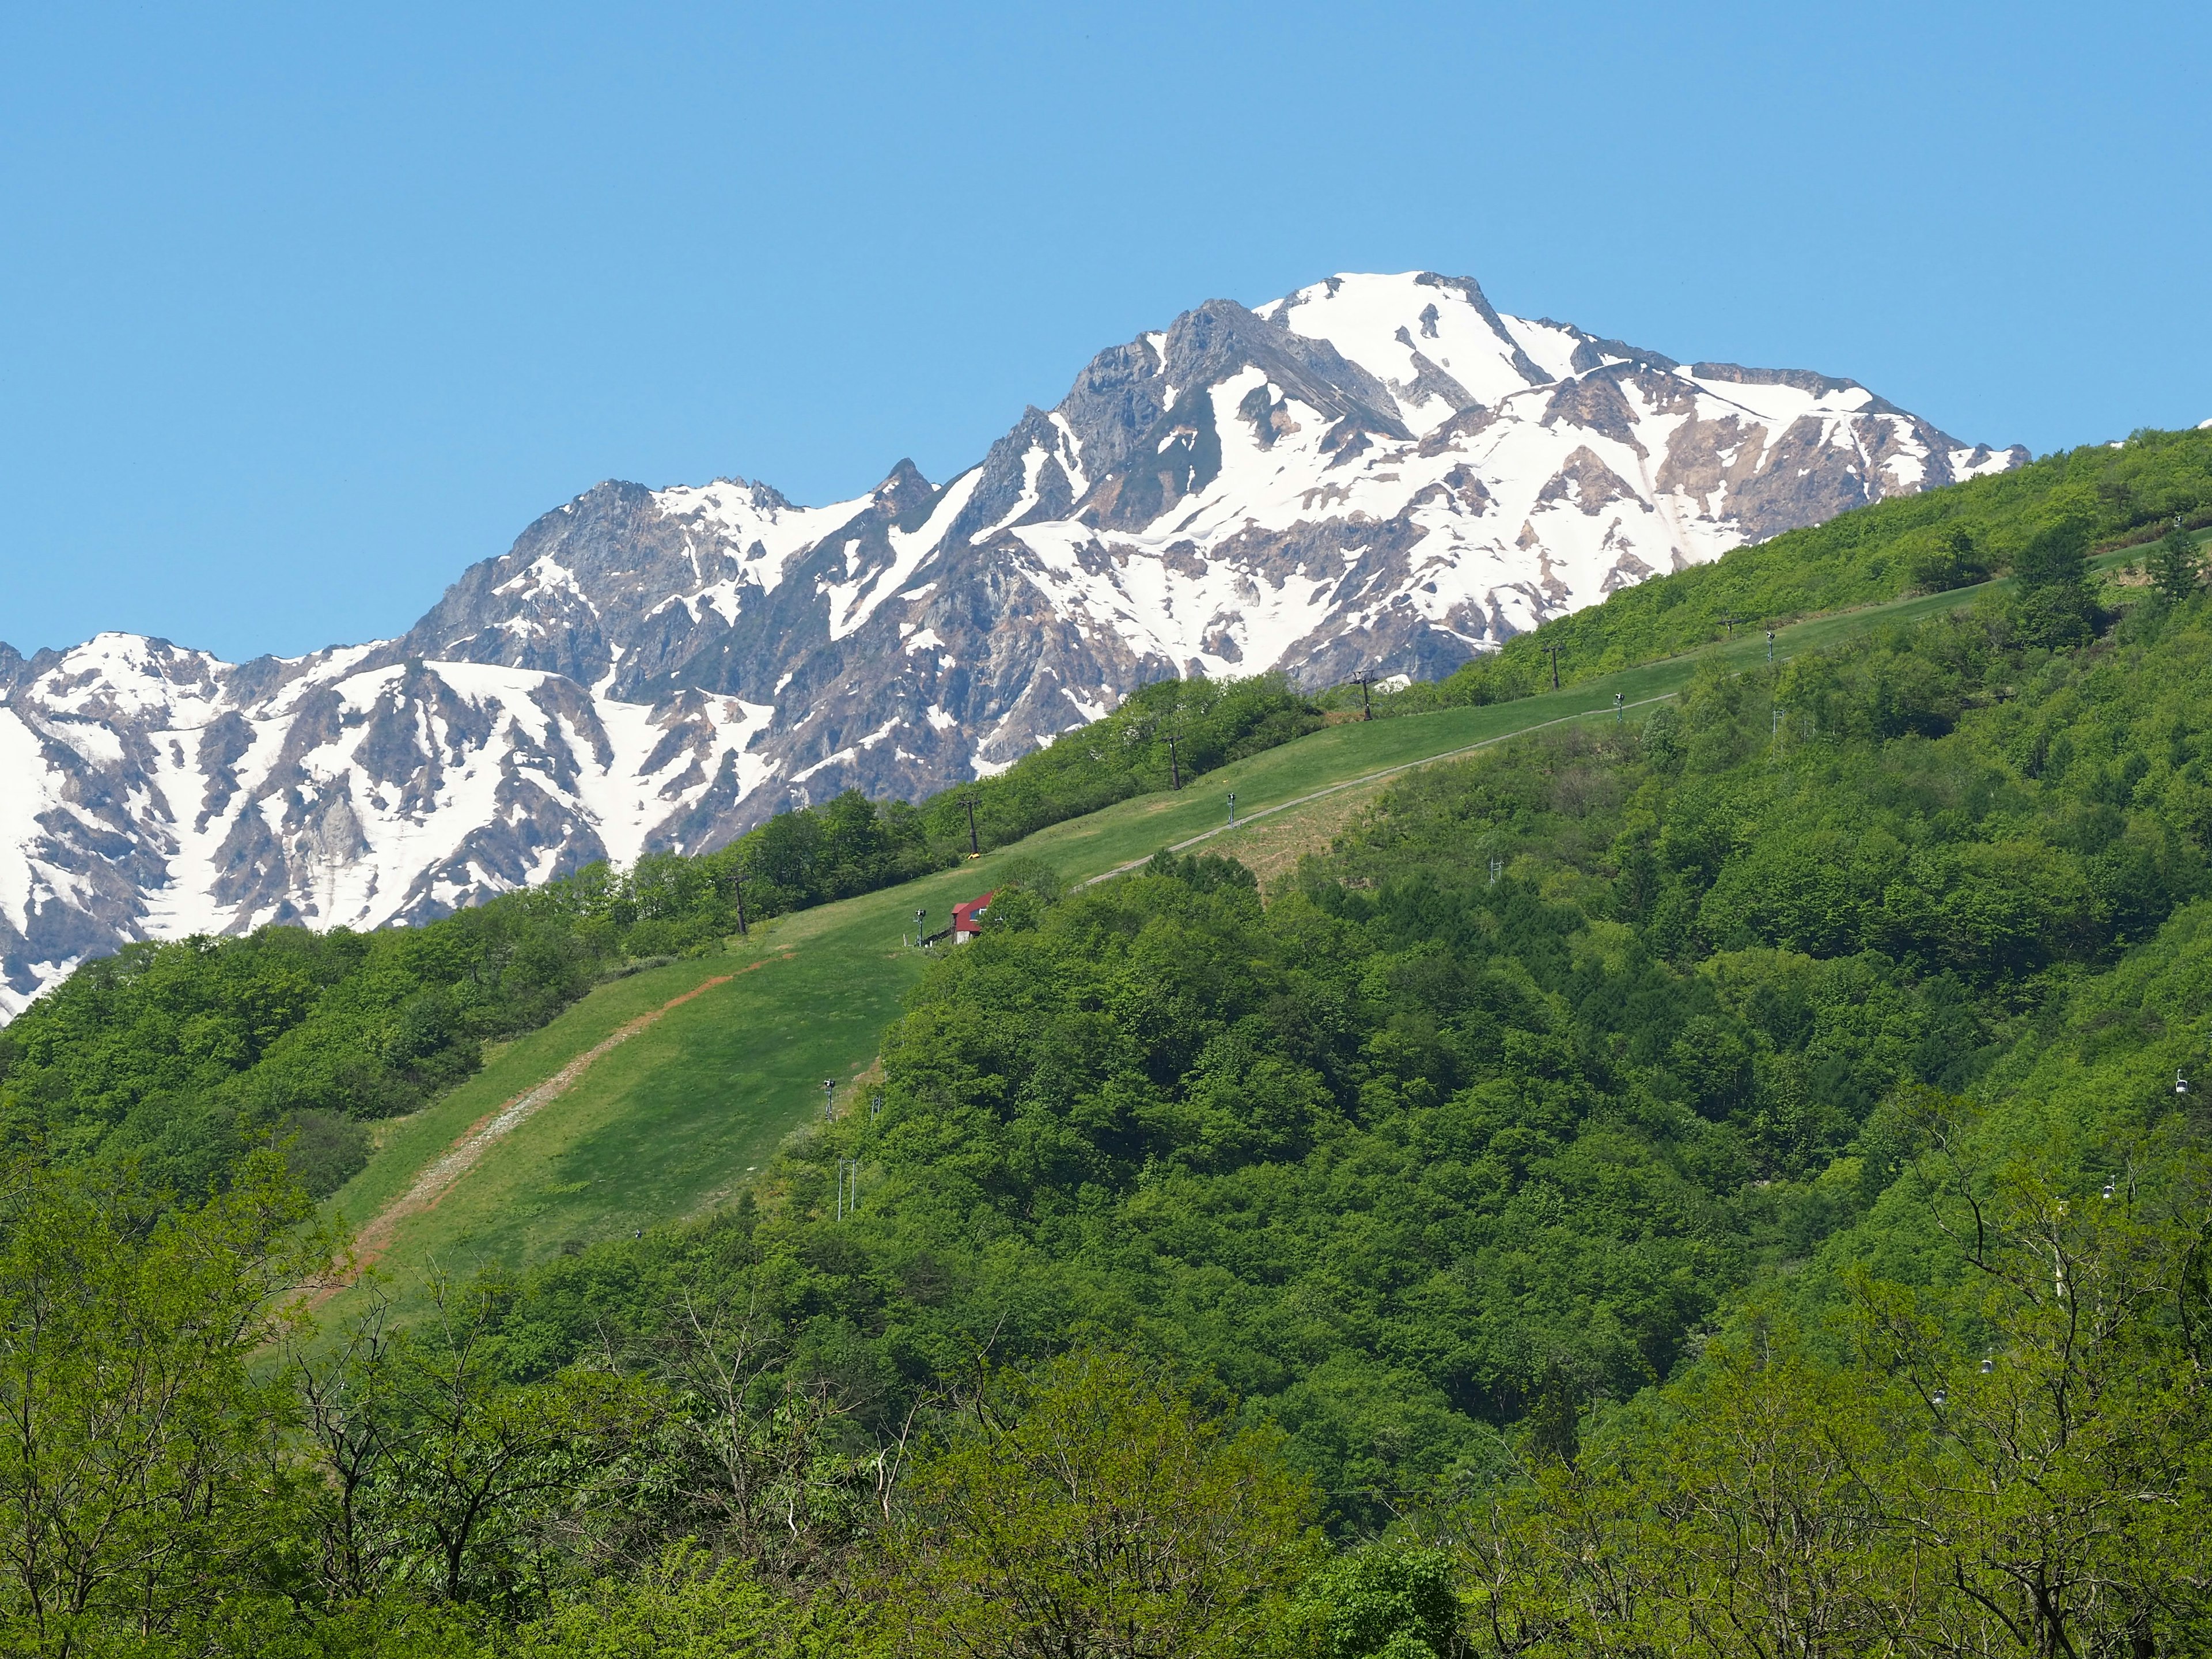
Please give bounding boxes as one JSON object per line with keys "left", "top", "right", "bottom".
{"left": 1331, "top": 423, "right": 2212, "bottom": 717}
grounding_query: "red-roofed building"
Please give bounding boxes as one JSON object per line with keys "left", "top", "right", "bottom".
{"left": 951, "top": 891, "right": 994, "bottom": 943}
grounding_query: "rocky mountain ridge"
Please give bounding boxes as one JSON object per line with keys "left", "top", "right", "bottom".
{"left": 0, "top": 270, "right": 2023, "bottom": 1016}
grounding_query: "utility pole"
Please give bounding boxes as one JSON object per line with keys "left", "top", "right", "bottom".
{"left": 1488, "top": 857, "right": 1502, "bottom": 887}
{"left": 1614, "top": 692, "right": 1624, "bottom": 725}
{"left": 1165, "top": 733, "right": 1183, "bottom": 790}
{"left": 1766, "top": 629, "right": 1775, "bottom": 664}
{"left": 1226, "top": 791, "right": 1237, "bottom": 828}
{"left": 871, "top": 1091, "right": 883, "bottom": 1122}
{"left": 1353, "top": 671, "right": 1373, "bottom": 721}
{"left": 824, "top": 1080, "right": 836, "bottom": 1123}
{"left": 1719, "top": 613, "right": 1738, "bottom": 639}
{"left": 732, "top": 868, "right": 748, "bottom": 937}
{"left": 914, "top": 908, "right": 926, "bottom": 949}
{"left": 1543, "top": 642, "right": 1562, "bottom": 691}
{"left": 960, "top": 795, "right": 980, "bottom": 857}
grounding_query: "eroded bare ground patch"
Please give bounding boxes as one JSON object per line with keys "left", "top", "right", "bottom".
{"left": 1209, "top": 779, "right": 1389, "bottom": 893}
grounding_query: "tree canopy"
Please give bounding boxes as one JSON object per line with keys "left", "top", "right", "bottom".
{"left": 6, "top": 431, "right": 2212, "bottom": 1654}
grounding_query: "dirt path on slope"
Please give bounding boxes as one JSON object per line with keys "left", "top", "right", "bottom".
{"left": 313, "top": 958, "right": 785, "bottom": 1301}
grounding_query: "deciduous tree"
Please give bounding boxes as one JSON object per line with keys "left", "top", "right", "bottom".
{"left": 888, "top": 1350, "right": 1321, "bottom": 1658}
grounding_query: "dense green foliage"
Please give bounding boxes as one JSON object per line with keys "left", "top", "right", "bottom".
{"left": 885, "top": 1349, "right": 1320, "bottom": 1656}
{"left": 475, "top": 585, "right": 2212, "bottom": 1533}
{"left": 1328, "top": 424, "right": 2212, "bottom": 719}
{"left": 2150, "top": 516, "right": 2203, "bottom": 603}
{"left": 0, "top": 859, "right": 741, "bottom": 1201}
{"left": 2008, "top": 515, "right": 2101, "bottom": 648}
{"left": 0, "top": 1151, "right": 330, "bottom": 1657}
{"left": 8, "top": 442, "right": 2212, "bottom": 1654}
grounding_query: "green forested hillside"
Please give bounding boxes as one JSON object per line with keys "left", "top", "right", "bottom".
{"left": 0, "top": 855, "right": 740, "bottom": 1200}
{"left": 493, "top": 582, "right": 2212, "bottom": 1522}
{"left": 3, "top": 437, "right": 2211, "bottom": 1657}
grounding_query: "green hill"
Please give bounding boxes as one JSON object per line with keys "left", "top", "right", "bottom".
{"left": 310, "top": 524, "right": 2189, "bottom": 1313}
{"left": 11, "top": 444, "right": 2212, "bottom": 1656}
{"left": 483, "top": 531, "right": 2210, "bottom": 1454}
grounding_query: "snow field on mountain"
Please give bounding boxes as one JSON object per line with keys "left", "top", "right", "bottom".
{"left": 1272, "top": 272, "right": 1554, "bottom": 421}
{"left": 0, "top": 712, "right": 60, "bottom": 939}
{"left": 821, "top": 468, "right": 985, "bottom": 642}
{"left": 111, "top": 657, "right": 776, "bottom": 942}
{"left": 647, "top": 479, "right": 877, "bottom": 598}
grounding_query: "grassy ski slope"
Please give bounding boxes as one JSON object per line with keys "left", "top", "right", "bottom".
{"left": 321, "top": 544, "right": 2164, "bottom": 1312}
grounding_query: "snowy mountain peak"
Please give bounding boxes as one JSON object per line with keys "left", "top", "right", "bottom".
{"left": 1270, "top": 270, "right": 1558, "bottom": 423}
{"left": 0, "top": 270, "right": 2025, "bottom": 1017}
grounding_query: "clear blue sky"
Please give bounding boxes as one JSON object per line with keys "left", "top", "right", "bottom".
{"left": 2, "top": 2, "right": 2206, "bottom": 662}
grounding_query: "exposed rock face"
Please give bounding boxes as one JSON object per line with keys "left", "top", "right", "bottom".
{"left": 0, "top": 270, "right": 2023, "bottom": 1017}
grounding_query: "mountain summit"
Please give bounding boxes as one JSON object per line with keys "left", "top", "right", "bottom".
{"left": 0, "top": 271, "right": 2022, "bottom": 1014}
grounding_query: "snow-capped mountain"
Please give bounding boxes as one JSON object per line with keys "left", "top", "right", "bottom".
{"left": 0, "top": 271, "right": 2023, "bottom": 1016}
